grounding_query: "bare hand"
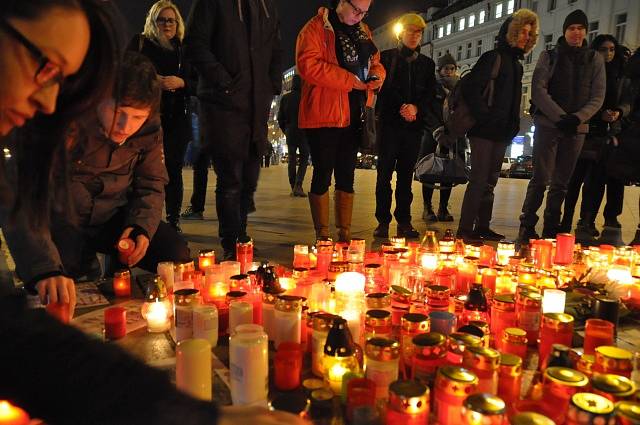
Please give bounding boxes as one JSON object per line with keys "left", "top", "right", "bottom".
{"left": 400, "top": 104, "right": 418, "bottom": 122}
{"left": 353, "top": 77, "right": 367, "bottom": 91}
{"left": 119, "top": 227, "right": 150, "bottom": 267}
{"left": 601, "top": 109, "right": 620, "bottom": 122}
{"left": 37, "top": 276, "right": 76, "bottom": 319}
{"left": 159, "top": 75, "right": 185, "bottom": 91}
{"left": 218, "top": 406, "right": 309, "bottom": 425}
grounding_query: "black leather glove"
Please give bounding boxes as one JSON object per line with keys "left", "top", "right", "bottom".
{"left": 555, "top": 114, "right": 581, "bottom": 135}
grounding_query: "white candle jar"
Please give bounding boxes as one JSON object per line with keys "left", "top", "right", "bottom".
{"left": 229, "top": 324, "right": 269, "bottom": 406}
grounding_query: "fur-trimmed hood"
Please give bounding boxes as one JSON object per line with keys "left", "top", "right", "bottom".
{"left": 499, "top": 8, "right": 538, "bottom": 55}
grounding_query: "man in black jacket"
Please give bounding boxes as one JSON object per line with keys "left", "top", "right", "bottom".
{"left": 518, "top": 9, "right": 605, "bottom": 243}
{"left": 457, "top": 9, "right": 538, "bottom": 242}
{"left": 373, "top": 13, "right": 436, "bottom": 239}
{"left": 278, "top": 74, "right": 309, "bottom": 197}
{"left": 185, "top": 0, "right": 283, "bottom": 260}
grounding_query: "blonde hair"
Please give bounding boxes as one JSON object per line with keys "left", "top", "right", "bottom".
{"left": 142, "top": 0, "right": 185, "bottom": 44}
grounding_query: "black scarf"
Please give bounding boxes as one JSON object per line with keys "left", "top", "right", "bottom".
{"left": 328, "top": 9, "right": 376, "bottom": 81}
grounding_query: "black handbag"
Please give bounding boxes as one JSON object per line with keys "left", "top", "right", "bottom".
{"left": 360, "top": 103, "right": 378, "bottom": 154}
{"left": 414, "top": 143, "right": 469, "bottom": 189}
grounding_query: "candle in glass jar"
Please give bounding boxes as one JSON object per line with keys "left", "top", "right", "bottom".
{"left": 516, "top": 291, "right": 542, "bottom": 346}
{"left": 462, "top": 346, "right": 500, "bottom": 393}
{"left": 176, "top": 338, "right": 212, "bottom": 401}
{"left": 434, "top": 366, "right": 478, "bottom": 425}
{"left": 554, "top": 234, "right": 575, "bottom": 265}
{"left": 144, "top": 299, "right": 171, "bottom": 333}
{"left": 500, "top": 327, "right": 528, "bottom": 359}
{"left": 364, "top": 337, "right": 400, "bottom": 402}
{"left": 491, "top": 294, "right": 516, "bottom": 344}
{"left": 0, "top": 401, "right": 29, "bottom": 425}
{"left": 498, "top": 353, "right": 522, "bottom": 406}
{"left": 229, "top": 301, "right": 253, "bottom": 334}
{"left": 273, "top": 295, "right": 302, "bottom": 347}
{"left": 274, "top": 342, "right": 303, "bottom": 391}
{"left": 594, "top": 346, "right": 633, "bottom": 378}
{"left": 229, "top": 324, "right": 269, "bottom": 406}
{"left": 193, "top": 305, "right": 218, "bottom": 347}
{"left": 386, "top": 380, "right": 430, "bottom": 425}
{"left": 113, "top": 269, "right": 131, "bottom": 297}
{"left": 479, "top": 245, "right": 495, "bottom": 267}
{"left": 542, "top": 289, "right": 566, "bottom": 313}
{"left": 583, "top": 319, "right": 615, "bottom": 355}
{"left": 174, "top": 288, "right": 199, "bottom": 343}
{"left": 497, "top": 242, "right": 515, "bottom": 266}
{"left": 411, "top": 332, "right": 448, "bottom": 387}
{"left": 539, "top": 313, "right": 574, "bottom": 370}
{"left": 198, "top": 249, "right": 215, "bottom": 271}
{"left": 461, "top": 393, "right": 506, "bottom": 425}
{"left": 534, "top": 240, "right": 553, "bottom": 270}
{"left": 236, "top": 237, "right": 253, "bottom": 274}
{"left": 104, "top": 306, "right": 127, "bottom": 340}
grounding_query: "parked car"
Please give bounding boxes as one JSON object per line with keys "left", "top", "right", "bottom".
{"left": 356, "top": 152, "right": 377, "bottom": 170}
{"left": 500, "top": 157, "right": 513, "bottom": 177}
{"left": 509, "top": 155, "right": 533, "bottom": 179}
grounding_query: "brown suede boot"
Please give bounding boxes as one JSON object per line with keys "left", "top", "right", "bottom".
{"left": 334, "top": 190, "right": 354, "bottom": 242}
{"left": 308, "top": 192, "right": 330, "bottom": 239}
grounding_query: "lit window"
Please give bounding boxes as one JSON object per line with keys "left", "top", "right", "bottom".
{"left": 495, "top": 3, "right": 503, "bottom": 18}
{"left": 479, "top": 10, "right": 486, "bottom": 24}
{"left": 469, "top": 14, "right": 475, "bottom": 27}
{"left": 459, "top": 17, "right": 465, "bottom": 31}
{"left": 507, "top": 0, "right": 514, "bottom": 14}
{"left": 438, "top": 26, "right": 444, "bottom": 38}
{"left": 446, "top": 22, "right": 452, "bottom": 35}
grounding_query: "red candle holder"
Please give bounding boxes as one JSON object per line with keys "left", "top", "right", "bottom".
{"left": 46, "top": 302, "right": 70, "bottom": 324}
{"left": 480, "top": 268, "right": 497, "bottom": 298}
{"left": 554, "top": 234, "right": 575, "bottom": 265}
{"left": 198, "top": 249, "right": 215, "bottom": 271}
{"left": 236, "top": 237, "right": 253, "bottom": 274}
{"left": 583, "top": 319, "right": 614, "bottom": 355}
{"left": 274, "top": 342, "right": 303, "bottom": 391}
{"left": 490, "top": 294, "right": 516, "bottom": 345}
{"left": 346, "top": 378, "right": 376, "bottom": 423}
{"left": 538, "top": 313, "right": 574, "bottom": 369}
{"left": 433, "top": 268, "right": 456, "bottom": 291}
{"left": 498, "top": 353, "right": 522, "bottom": 407}
{"left": 104, "top": 306, "right": 127, "bottom": 340}
{"left": 479, "top": 245, "right": 496, "bottom": 267}
{"left": 117, "top": 238, "right": 135, "bottom": 265}
{"left": 534, "top": 240, "right": 553, "bottom": 270}
{"left": 113, "top": 269, "right": 131, "bottom": 297}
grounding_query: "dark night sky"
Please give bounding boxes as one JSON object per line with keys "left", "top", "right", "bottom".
{"left": 114, "top": 0, "right": 428, "bottom": 69}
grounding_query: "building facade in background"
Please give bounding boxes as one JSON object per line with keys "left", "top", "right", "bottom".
{"left": 372, "top": 0, "right": 639, "bottom": 157}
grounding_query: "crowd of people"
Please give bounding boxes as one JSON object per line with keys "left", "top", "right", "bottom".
{"left": 1, "top": 0, "right": 640, "bottom": 422}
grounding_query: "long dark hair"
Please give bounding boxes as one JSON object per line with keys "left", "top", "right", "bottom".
{"left": 1, "top": 0, "right": 125, "bottom": 231}
{"left": 590, "top": 34, "right": 625, "bottom": 75}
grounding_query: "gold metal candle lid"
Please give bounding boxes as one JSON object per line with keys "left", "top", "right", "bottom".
{"left": 520, "top": 291, "right": 543, "bottom": 306}
{"left": 292, "top": 267, "right": 309, "bottom": 278}
{"left": 571, "top": 392, "right": 614, "bottom": 415}
{"left": 329, "top": 261, "right": 349, "bottom": 273}
{"left": 463, "top": 393, "right": 506, "bottom": 415}
{"left": 174, "top": 288, "right": 199, "bottom": 305}
{"left": 542, "top": 312, "right": 575, "bottom": 330}
{"left": 510, "top": 412, "right": 556, "bottom": 425}
{"left": 366, "top": 292, "right": 391, "bottom": 308}
{"left": 365, "top": 309, "right": 391, "bottom": 326}
{"left": 499, "top": 353, "right": 523, "bottom": 377}
{"left": 595, "top": 346, "right": 633, "bottom": 373}
{"left": 275, "top": 295, "right": 302, "bottom": 312}
{"left": 391, "top": 285, "right": 413, "bottom": 300}
{"left": 426, "top": 284, "right": 450, "bottom": 300}
{"left": 401, "top": 313, "right": 430, "bottom": 333}
{"left": 436, "top": 366, "right": 478, "bottom": 397}
{"left": 544, "top": 367, "right": 589, "bottom": 387}
{"left": 365, "top": 337, "right": 400, "bottom": 361}
{"left": 412, "top": 332, "right": 447, "bottom": 359}
{"left": 388, "top": 380, "right": 429, "bottom": 414}
{"left": 449, "top": 332, "right": 483, "bottom": 355}
{"left": 591, "top": 374, "right": 636, "bottom": 397}
{"left": 463, "top": 346, "right": 500, "bottom": 372}
{"left": 312, "top": 313, "right": 336, "bottom": 332}
{"left": 503, "top": 327, "right": 528, "bottom": 345}
{"left": 493, "top": 293, "right": 516, "bottom": 308}
{"left": 615, "top": 401, "right": 640, "bottom": 423}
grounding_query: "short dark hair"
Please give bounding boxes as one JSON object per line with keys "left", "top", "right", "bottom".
{"left": 115, "top": 52, "right": 161, "bottom": 114}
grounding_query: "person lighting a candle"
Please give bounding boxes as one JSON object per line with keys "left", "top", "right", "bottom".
{"left": 46, "top": 52, "right": 192, "bottom": 281}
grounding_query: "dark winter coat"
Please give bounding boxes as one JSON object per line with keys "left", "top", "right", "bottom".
{"left": 59, "top": 114, "right": 168, "bottom": 240}
{"left": 530, "top": 37, "right": 605, "bottom": 133}
{"left": 462, "top": 13, "right": 536, "bottom": 142}
{"left": 377, "top": 45, "right": 436, "bottom": 132}
{"left": 184, "top": 0, "right": 283, "bottom": 159}
{"left": 128, "top": 35, "right": 196, "bottom": 141}
{"left": 277, "top": 76, "right": 304, "bottom": 141}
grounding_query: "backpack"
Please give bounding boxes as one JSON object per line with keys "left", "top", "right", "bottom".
{"left": 445, "top": 53, "right": 502, "bottom": 138}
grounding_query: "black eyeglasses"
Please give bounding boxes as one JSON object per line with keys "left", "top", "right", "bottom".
{"left": 0, "top": 19, "right": 64, "bottom": 88}
{"left": 344, "top": 0, "right": 368, "bottom": 18}
{"left": 156, "top": 17, "right": 177, "bottom": 26}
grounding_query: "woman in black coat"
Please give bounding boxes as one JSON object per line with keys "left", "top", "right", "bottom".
{"left": 129, "top": 0, "right": 196, "bottom": 231}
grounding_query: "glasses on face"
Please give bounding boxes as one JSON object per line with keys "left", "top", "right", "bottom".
{"left": 344, "top": 0, "right": 368, "bottom": 18}
{"left": 156, "top": 17, "right": 177, "bottom": 26}
{"left": 0, "top": 19, "right": 64, "bottom": 88}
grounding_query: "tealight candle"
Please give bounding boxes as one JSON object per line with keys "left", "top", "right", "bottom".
{"left": 542, "top": 289, "right": 566, "bottom": 314}
{"left": 113, "top": 269, "right": 131, "bottom": 297}
{"left": 144, "top": 299, "right": 171, "bottom": 333}
{"left": 0, "top": 401, "right": 29, "bottom": 425}
{"left": 198, "top": 249, "right": 215, "bottom": 271}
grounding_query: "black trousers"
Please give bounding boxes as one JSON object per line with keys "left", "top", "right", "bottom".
{"left": 306, "top": 126, "right": 359, "bottom": 195}
{"left": 562, "top": 158, "right": 594, "bottom": 228}
{"left": 458, "top": 137, "right": 507, "bottom": 233}
{"left": 580, "top": 149, "right": 625, "bottom": 223}
{"left": 51, "top": 210, "right": 191, "bottom": 279}
{"left": 420, "top": 131, "right": 452, "bottom": 210}
{"left": 162, "top": 116, "right": 190, "bottom": 221}
{"left": 286, "top": 130, "right": 310, "bottom": 188}
{"left": 519, "top": 126, "right": 584, "bottom": 232}
{"left": 375, "top": 125, "right": 422, "bottom": 224}
{"left": 190, "top": 148, "right": 211, "bottom": 213}
{"left": 211, "top": 155, "right": 261, "bottom": 252}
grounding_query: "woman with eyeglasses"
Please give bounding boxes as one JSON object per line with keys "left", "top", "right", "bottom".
{"left": 561, "top": 34, "right": 628, "bottom": 242}
{"left": 296, "top": 0, "right": 385, "bottom": 242}
{"left": 129, "top": 0, "right": 195, "bottom": 232}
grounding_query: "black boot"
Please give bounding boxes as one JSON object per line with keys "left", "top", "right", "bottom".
{"left": 437, "top": 206, "right": 454, "bottom": 222}
{"left": 422, "top": 205, "right": 437, "bottom": 222}
{"left": 516, "top": 226, "right": 539, "bottom": 246}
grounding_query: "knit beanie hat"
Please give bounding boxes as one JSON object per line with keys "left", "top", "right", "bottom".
{"left": 437, "top": 52, "right": 457, "bottom": 70}
{"left": 563, "top": 9, "right": 588, "bottom": 33}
